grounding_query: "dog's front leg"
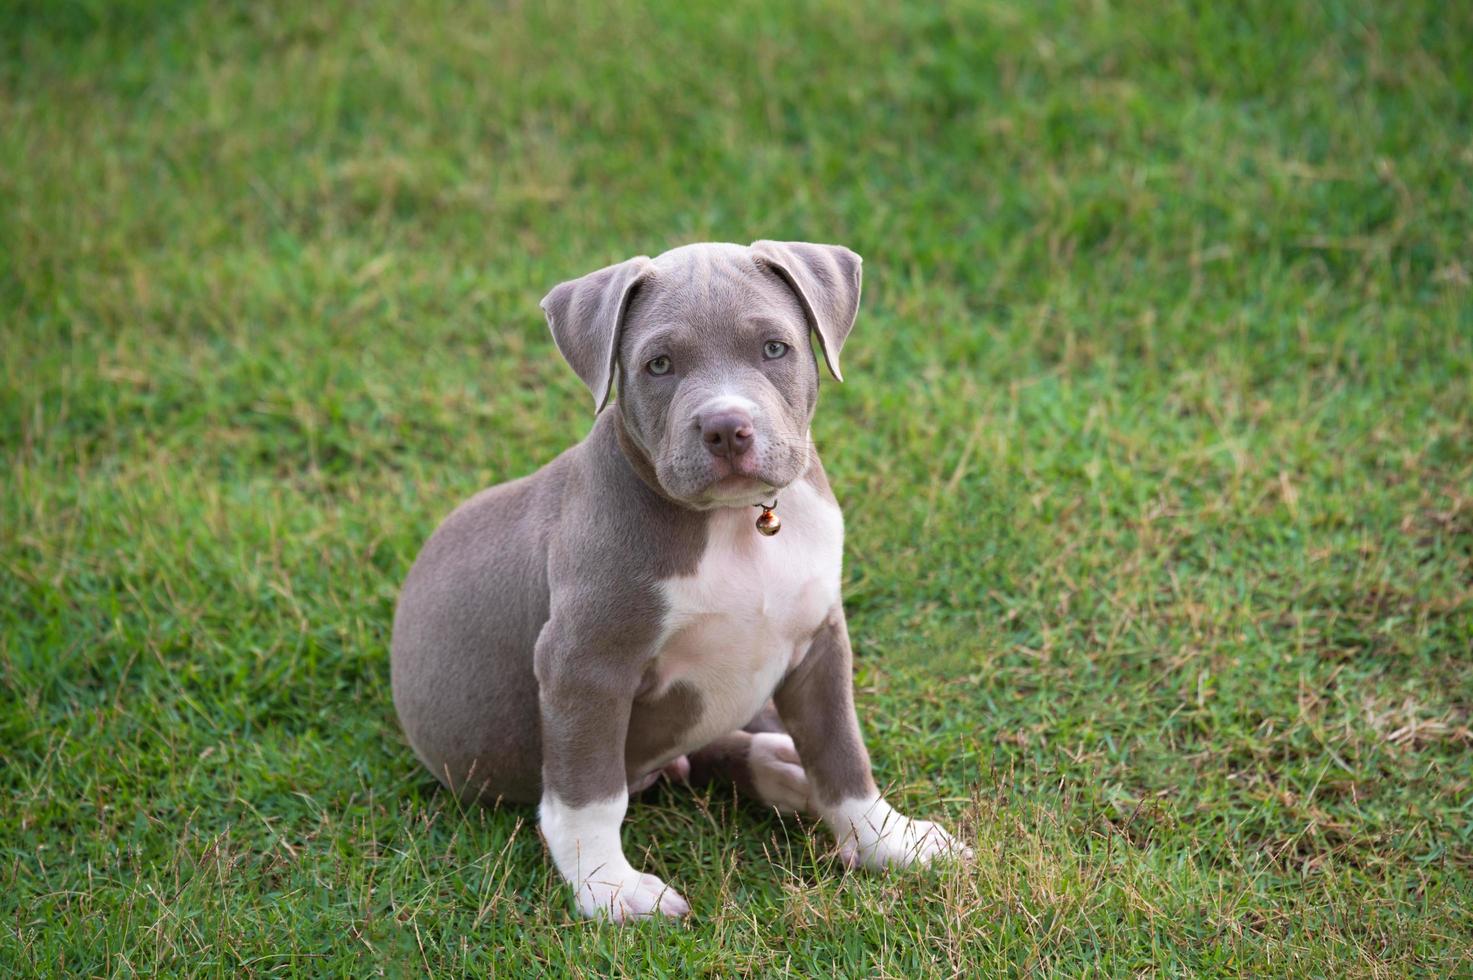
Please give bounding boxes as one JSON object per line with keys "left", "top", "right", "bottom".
{"left": 534, "top": 620, "right": 690, "bottom": 922}
{"left": 774, "top": 606, "right": 971, "bottom": 870}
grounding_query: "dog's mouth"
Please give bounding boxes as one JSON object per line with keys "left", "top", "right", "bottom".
{"left": 701, "top": 473, "right": 777, "bottom": 505}
{"left": 675, "top": 454, "right": 789, "bottom": 508}
{"left": 684, "top": 458, "right": 775, "bottom": 504}
{"left": 653, "top": 429, "right": 811, "bottom": 509}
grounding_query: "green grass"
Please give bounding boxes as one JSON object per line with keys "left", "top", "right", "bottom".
{"left": 4, "top": 0, "right": 1472, "bottom": 974}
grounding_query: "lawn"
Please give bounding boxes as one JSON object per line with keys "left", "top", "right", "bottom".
{"left": 3, "top": 0, "right": 1471, "bottom": 974}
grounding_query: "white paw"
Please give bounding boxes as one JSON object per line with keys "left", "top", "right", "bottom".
{"left": 572, "top": 866, "right": 691, "bottom": 922}
{"left": 540, "top": 792, "right": 690, "bottom": 923}
{"left": 826, "top": 795, "right": 972, "bottom": 871}
{"left": 748, "top": 732, "right": 812, "bottom": 814}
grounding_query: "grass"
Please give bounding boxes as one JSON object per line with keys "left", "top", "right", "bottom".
{"left": 3, "top": 0, "right": 1472, "bottom": 973}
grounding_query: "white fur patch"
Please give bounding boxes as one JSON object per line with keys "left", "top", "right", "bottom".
{"left": 821, "top": 794, "right": 971, "bottom": 870}
{"left": 694, "top": 392, "right": 762, "bottom": 418}
{"left": 650, "top": 478, "right": 843, "bottom": 762}
{"left": 539, "top": 792, "right": 689, "bottom": 920}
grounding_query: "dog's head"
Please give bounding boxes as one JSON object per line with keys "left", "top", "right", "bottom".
{"left": 541, "top": 241, "right": 861, "bottom": 508}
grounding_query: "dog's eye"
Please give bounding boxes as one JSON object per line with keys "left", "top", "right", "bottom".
{"left": 647, "top": 355, "right": 673, "bottom": 376}
{"left": 763, "top": 341, "right": 788, "bottom": 360}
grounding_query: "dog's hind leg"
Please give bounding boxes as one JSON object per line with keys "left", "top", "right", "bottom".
{"left": 685, "top": 728, "right": 813, "bottom": 815}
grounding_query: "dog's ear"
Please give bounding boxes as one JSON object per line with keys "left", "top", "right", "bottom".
{"left": 750, "top": 240, "right": 862, "bottom": 382}
{"left": 540, "top": 256, "right": 654, "bottom": 413}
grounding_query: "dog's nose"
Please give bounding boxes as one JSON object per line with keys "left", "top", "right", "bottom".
{"left": 699, "top": 409, "right": 755, "bottom": 458}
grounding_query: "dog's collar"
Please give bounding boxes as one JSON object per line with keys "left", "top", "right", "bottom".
{"left": 753, "top": 499, "right": 781, "bottom": 536}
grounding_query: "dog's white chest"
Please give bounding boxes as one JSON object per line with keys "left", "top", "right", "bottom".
{"left": 651, "top": 481, "right": 843, "bottom": 753}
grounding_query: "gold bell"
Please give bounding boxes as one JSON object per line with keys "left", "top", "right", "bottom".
{"left": 755, "top": 505, "right": 782, "bottom": 536}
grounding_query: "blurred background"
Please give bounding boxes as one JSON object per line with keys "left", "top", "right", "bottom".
{"left": 3, "top": 0, "right": 1470, "bottom": 972}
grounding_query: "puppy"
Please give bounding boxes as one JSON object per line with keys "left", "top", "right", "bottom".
{"left": 391, "top": 241, "right": 966, "bottom": 921}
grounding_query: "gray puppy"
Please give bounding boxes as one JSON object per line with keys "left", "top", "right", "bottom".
{"left": 391, "top": 241, "right": 966, "bottom": 921}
